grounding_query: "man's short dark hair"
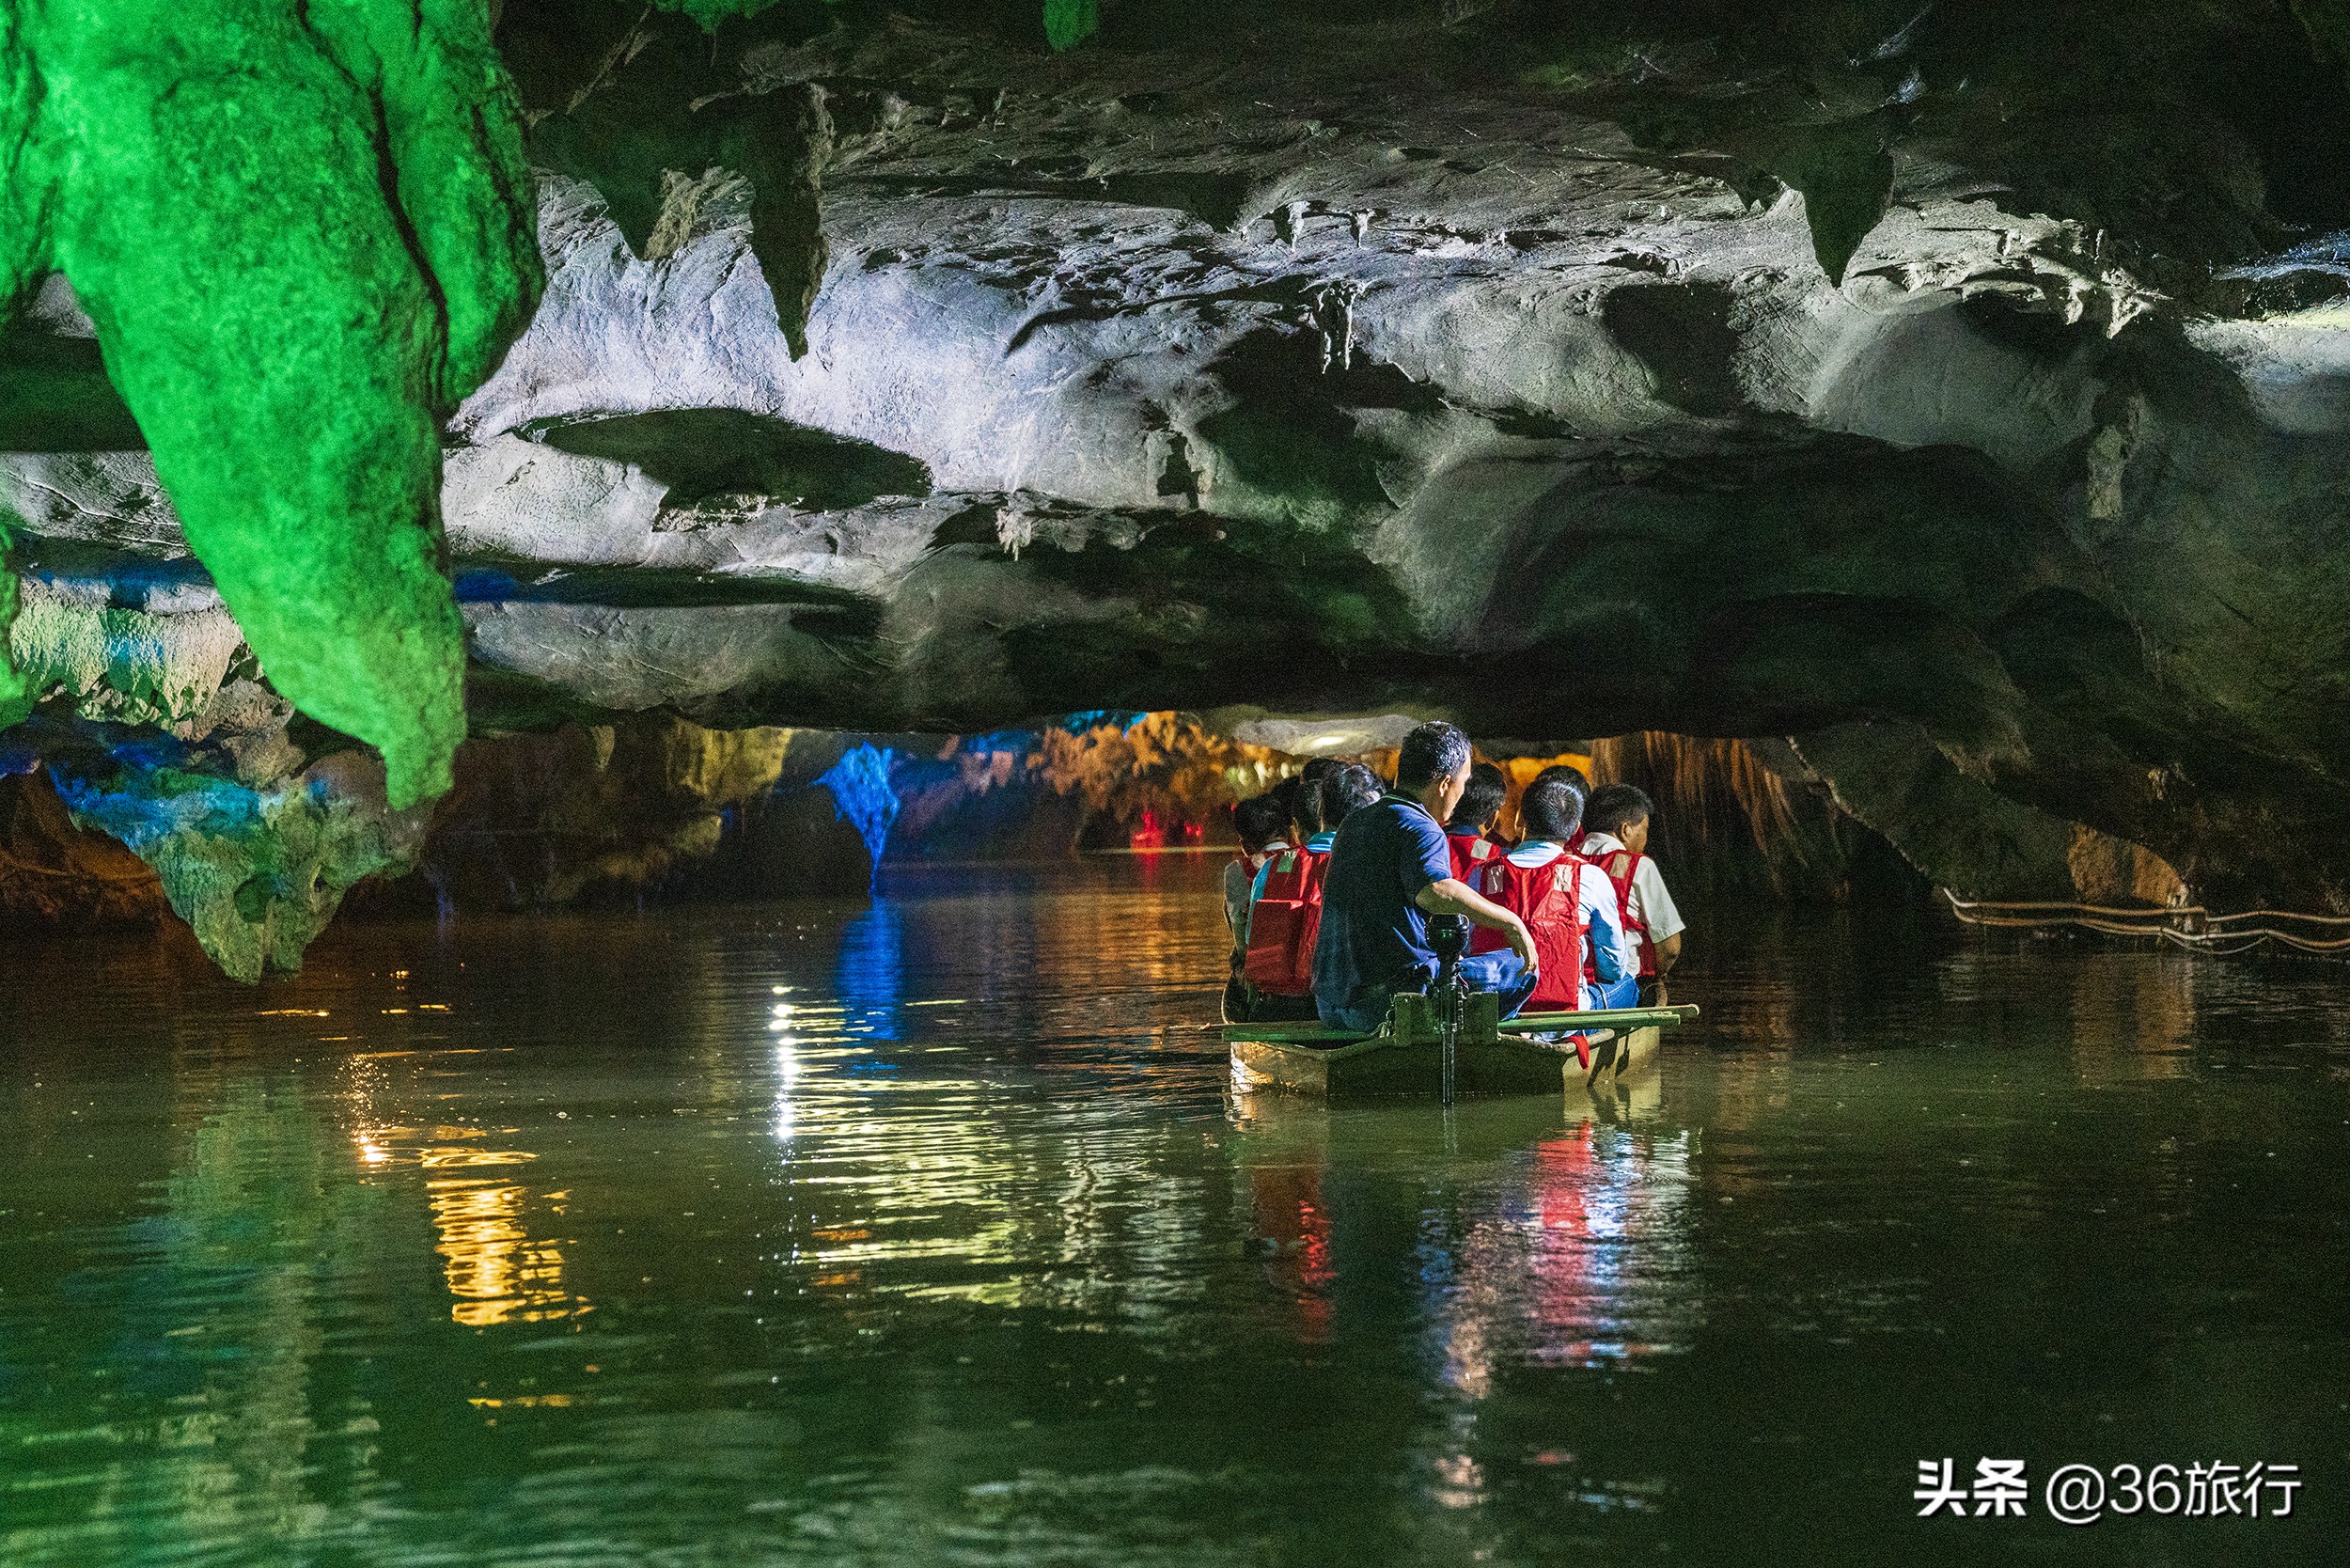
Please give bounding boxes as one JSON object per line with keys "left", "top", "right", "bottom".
{"left": 1394, "top": 721, "right": 1472, "bottom": 792}
{"left": 1291, "top": 758, "right": 1340, "bottom": 836}
{"left": 1519, "top": 777, "right": 1585, "bottom": 843}
{"left": 1531, "top": 760, "right": 1590, "bottom": 802}
{"left": 1449, "top": 761, "right": 1508, "bottom": 831}
{"left": 1321, "top": 762, "right": 1384, "bottom": 828}
{"left": 1586, "top": 782, "right": 1654, "bottom": 839}
{"left": 1231, "top": 792, "right": 1290, "bottom": 852}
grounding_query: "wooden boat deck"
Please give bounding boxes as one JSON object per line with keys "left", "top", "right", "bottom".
{"left": 1225, "top": 994, "right": 1698, "bottom": 1101}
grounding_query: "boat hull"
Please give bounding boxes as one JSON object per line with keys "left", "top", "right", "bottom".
{"left": 1227, "top": 996, "right": 1693, "bottom": 1102}
{"left": 1230, "top": 1028, "right": 1599, "bottom": 1100}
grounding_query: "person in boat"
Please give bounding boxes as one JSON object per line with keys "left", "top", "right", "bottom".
{"left": 1445, "top": 761, "right": 1510, "bottom": 881}
{"left": 1235, "top": 763, "right": 1375, "bottom": 1023}
{"left": 1464, "top": 776, "right": 1637, "bottom": 1011}
{"left": 1310, "top": 720, "right": 1542, "bottom": 1035}
{"left": 1268, "top": 757, "right": 1336, "bottom": 846}
{"left": 1246, "top": 760, "right": 1375, "bottom": 911}
{"left": 1579, "top": 782, "right": 1685, "bottom": 1005}
{"left": 1320, "top": 760, "right": 1384, "bottom": 829}
{"left": 1531, "top": 760, "right": 1590, "bottom": 807}
{"left": 1222, "top": 792, "right": 1296, "bottom": 1022}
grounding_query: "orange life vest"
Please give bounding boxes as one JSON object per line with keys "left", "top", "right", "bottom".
{"left": 1242, "top": 846, "right": 1331, "bottom": 997}
{"left": 1468, "top": 852, "right": 1590, "bottom": 1012}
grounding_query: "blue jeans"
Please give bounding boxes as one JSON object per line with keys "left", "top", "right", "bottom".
{"left": 1317, "top": 954, "right": 1541, "bottom": 1035}
{"left": 1587, "top": 973, "right": 1639, "bottom": 1011}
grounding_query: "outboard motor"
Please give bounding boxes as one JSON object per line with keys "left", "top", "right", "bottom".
{"left": 1429, "top": 915, "right": 1471, "bottom": 982}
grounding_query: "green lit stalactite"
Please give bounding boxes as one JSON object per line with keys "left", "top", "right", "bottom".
{"left": 0, "top": 1, "right": 541, "bottom": 809}
{"left": 1044, "top": 0, "right": 1100, "bottom": 50}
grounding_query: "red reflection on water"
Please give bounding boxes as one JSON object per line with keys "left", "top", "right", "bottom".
{"left": 1530, "top": 1123, "right": 1600, "bottom": 1332}
{"left": 1535, "top": 1123, "right": 1597, "bottom": 1236}
{"left": 1126, "top": 812, "right": 1206, "bottom": 849}
{"left": 1251, "top": 1165, "right": 1335, "bottom": 1342}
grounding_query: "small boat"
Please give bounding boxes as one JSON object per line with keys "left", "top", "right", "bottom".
{"left": 1225, "top": 993, "right": 1697, "bottom": 1102}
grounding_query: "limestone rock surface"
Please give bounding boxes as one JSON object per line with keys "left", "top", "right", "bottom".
{"left": 11, "top": 0, "right": 2350, "bottom": 949}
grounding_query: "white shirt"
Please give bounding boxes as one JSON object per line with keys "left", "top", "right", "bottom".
{"left": 1496, "top": 841, "right": 1637, "bottom": 1003}
{"left": 1576, "top": 832, "right": 1685, "bottom": 944}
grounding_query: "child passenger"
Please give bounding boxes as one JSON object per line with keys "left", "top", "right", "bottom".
{"left": 1466, "top": 777, "right": 1637, "bottom": 1011}
{"left": 1223, "top": 792, "right": 1296, "bottom": 1022}
{"left": 1579, "top": 783, "right": 1686, "bottom": 1005}
{"left": 1445, "top": 761, "right": 1510, "bottom": 880}
{"left": 1224, "top": 793, "right": 1294, "bottom": 948}
{"left": 1530, "top": 760, "right": 1590, "bottom": 805}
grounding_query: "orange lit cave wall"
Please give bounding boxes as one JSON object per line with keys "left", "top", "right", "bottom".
{"left": 882, "top": 715, "right": 1853, "bottom": 886}
{"left": 888, "top": 713, "right": 1301, "bottom": 857}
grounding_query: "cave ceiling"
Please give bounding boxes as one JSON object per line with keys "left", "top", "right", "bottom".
{"left": 6, "top": 0, "right": 2350, "bottom": 915}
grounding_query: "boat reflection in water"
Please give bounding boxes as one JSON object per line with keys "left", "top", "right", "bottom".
{"left": 1229, "top": 1058, "right": 1695, "bottom": 1520}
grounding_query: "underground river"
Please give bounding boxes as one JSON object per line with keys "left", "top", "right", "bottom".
{"left": 2, "top": 856, "right": 2346, "bottom": 1564}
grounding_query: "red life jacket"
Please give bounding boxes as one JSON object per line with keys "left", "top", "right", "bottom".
{"left": 1446, "top": 829, "right": 1500, "bottom": 883}
{"left": 1242, "top": 846, "right": 1331, "bottom": 997}
{"left": 1590, "top": 846, "right": 1657, "bottom": 978}
{"left": 1468, "top": 852, "right": 1589, "bottom": 1012}
{"left": 1226, "top": 845, "right": 1284, "bottom": 935}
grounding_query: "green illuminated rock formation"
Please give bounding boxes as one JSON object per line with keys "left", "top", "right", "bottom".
{"left": 55, "top": 751, "right": 431, "bottom": 984}
{"left": 0, "top": 0, "right": 540, "bottom": 808}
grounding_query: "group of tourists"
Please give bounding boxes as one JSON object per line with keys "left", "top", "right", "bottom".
{"left": 1220, "top": 721, "right": 1684, "bottom": 1033}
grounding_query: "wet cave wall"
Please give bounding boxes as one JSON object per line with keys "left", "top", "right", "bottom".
{"left": 5, "top": 0, "right": 2350, "bottom": 974}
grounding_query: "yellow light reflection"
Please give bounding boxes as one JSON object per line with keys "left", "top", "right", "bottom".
{"left": 418, "top": 1146, "right": 540, "bottom": 1169}
{"left": 428, "top": 1178, "right": 589, "bottom": 1327}
{"left": 353, "top": 1121, "right": 588, "bottom": 1328}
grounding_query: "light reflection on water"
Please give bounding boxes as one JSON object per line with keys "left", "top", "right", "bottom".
{"left": 0, "top": 862, "right": 2348, "bottom": 1564}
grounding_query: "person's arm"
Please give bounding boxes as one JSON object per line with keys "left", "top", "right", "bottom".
{"left": 1415, "top": 877, "right": 1539, "bottom": 972}
{"left": 1581, "top": 867, "right": 1632, "bottom": 983}
{"left": 1631, "top": 858, "right": 1684, "bottom": 973}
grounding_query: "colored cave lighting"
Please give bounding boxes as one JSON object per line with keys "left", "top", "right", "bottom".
{"left": 1127, "top": 811, "right": 1207, "bottom": 851}
{"left": 0, "top": 2, "right": 542, "bottom": 806}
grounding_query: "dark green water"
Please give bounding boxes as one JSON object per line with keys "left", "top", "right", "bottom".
{"left": 3, "top": 857, "right": 2347, "bottom": 1566}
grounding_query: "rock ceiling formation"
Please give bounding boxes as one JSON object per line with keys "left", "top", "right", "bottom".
{"left": 6, "top": 0, "right": 2350, "bottom": 969}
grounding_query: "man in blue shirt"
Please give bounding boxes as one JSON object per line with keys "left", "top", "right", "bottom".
{"left": 1311, "top": 721, "right": 1542, "bottom": 1034}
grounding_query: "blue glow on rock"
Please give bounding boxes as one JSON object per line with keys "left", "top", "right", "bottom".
{"left": 812, "top": 742, "right": 900, "bottom": 875}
